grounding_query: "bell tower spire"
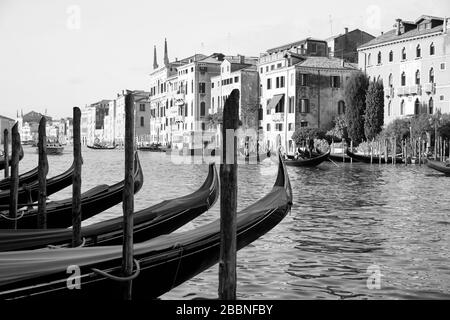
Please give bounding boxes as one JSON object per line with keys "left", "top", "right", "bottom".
{"left": 153, "top": 45, "right": 159, "bottom": 70}
{"left": 164, "top": 38, "right": 169, "bottom": 66}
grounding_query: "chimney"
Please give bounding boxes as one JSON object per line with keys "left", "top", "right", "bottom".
{"left": 345, "top": 27, "right": 349, "bottom": 34}
{"left": 164, "top": 38, "right": 169, "bottom": 66}
{"left": 239, "top": 54, "right": 245, "bottom": 64}
{"left": 396, "top": 19, "right": 402, "bottom": 36}
{"left": 153, "top": 45, "right": 159, "bottom": 70}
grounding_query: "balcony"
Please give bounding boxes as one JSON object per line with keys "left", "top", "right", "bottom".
{"left": 175, "top": 93, "right": 185, "bottom": 106}
{"left": 409, "top": 85, "right": 422, "bottom": 95}
{"left": 175, "top": 115, "right": 185, "bottom": 123}
{"left": 397, "top": 86, "right": 407, "bottom": 96}
{"left": 423, "top": 82, "right": 436, "bottom": 94}
{"left": 272, "top": 113, "right": 285, "bottom": 123}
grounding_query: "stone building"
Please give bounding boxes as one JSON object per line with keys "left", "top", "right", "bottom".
{"left": 358, "top": 15, "right": 450, "bottom": 124}
{"left": 327, "top": 28, "right": 375, "bottom": 63}
{"left": 259, "top": 39, "right": 358, "bottom": 153}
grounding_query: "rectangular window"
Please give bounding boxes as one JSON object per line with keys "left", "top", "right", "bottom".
{"left": 266, "top": 66, "right": 269, "bottom": 72}
{"left": 300, "top": 99, "right": 310, "bottom": 113}
{"left": 267, "top": 123, "right": 271, "bottom": 131}
{"left": 140, "top": 117, "right": 144, "bottom": 127}
{"left": 441, "top": 63, "right": 446, "bottom": 70}
{"left": 277, "top": 63, "right": 282, "bottom": 69}
{"left": 191, "top": 80, "right": 194, "bottom": 93}
{"left": 310, "top": 43, "right": 317, "bottom": 53}
{"left": 199, "top": 82, "right": 206, "bottom": 94}
{"left": 260, "top": 68, "right": 263, "bottom": 74}
{"left": 267, "top": 78, "right": 272, "bottom": 90}
{"left": 139, "top": 104, "right": 145, "bottom": 111}
{"left": 280, "top": 76, "right": 285, "bottom": 88}
{"left": 212, "top": 82, "right": 214, "bottom": 89}
{"left": 289, "top": 97, "right": 295, "bottom": 113}
{"left": 288, "top": 123, "right": 294, "bottom": 131}
{"left": 300, "top": 121, "right": 308, "bottom": 127}
{"left": 271, "top": 65, "right": 275, "bottom": 70}
{"left": 276, "top": 77, "right": 280, "bottom": 88}
{"left": 300, "top": 74, "right": 308, "bottom": 86}
{"left": 440, "top": 95, "right": 445, "bottom": 101}
{"left": 234, "top": 76, "right": 239, "bottom": 83}
{"left": 275, "top": 98, "right": 284, "bottom": 113}
{"left": 275, "top": 123, "right": 283, "bottom": 131}
{"left": 331, "top": 76, "right": 340, "bottom": 88}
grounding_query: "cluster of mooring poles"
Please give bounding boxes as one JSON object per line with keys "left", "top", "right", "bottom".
{"left": 2, "top": 88, "right": 241, "bottom": 300}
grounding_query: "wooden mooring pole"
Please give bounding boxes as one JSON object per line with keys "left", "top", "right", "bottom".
{"left": 122, "top": 91, "right": 135, "bottom": 300}
{"left": 8, "top": 123, "right": 20, "bottom": 229}
{"left": 219, "top": 89, "right": 239, "bottom": 300}
{"left": 72, "top": 107, "right": 82, "bottom": 247}
{"left": 37, "top": 117, "right": 48, "bottom": 229}
{"left": 3, "top": 129, "right": 9, "bottom": 178}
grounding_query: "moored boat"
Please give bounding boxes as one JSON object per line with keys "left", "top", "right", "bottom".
{"left": 45, "top": 143, "right": 64, "bottom": 155}
{"left": 0, "top": 163, "right": 219, "bottom": 251}
{"left": 426, "top": 159, "right": 450, "bottom": 175}
{"left": 346, "top": 149, "right": 404, "bottom": 164}
{"left": 0, "top": 155, "right": 292, "bottom": 300}
{"left": 0, "top": 167, "right": 39, "bottom": 190}
{"left": 284, "top": 150, "right": 330, "bottom": 167}
{"left": 0, "top": 152, "right": 144, "bottom": 229}
{"left": 0, "top": 146, "right": 24, "bottom": 170}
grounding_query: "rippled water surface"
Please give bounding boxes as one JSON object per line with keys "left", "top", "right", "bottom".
{"left": 16, "top": 145, "right": 450, "bottom": 299}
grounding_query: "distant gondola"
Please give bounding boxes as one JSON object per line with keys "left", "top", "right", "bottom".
{"left": 87, "top": 144, "right": 117, "bottom": 150}
{"left": 137, "top": 144, "right": 165, "bottom": 152}
{"left": 284, "top": 150, "right": 330, "bottom": 167}
{"left": 44, "top": 144, "right": 64, "bottom": 155}
{"left": 0, "top": 152, "right": 144, "bottom": 229}
{"left": 346, "top": 149, "right": 404, "bottom": 164}
{"left": 0, "top": 166, "right": 39, "bottom": 190}
{"left": 0, "top": 162, "right": 74, "bottom": 208}
{"left": 328, "top": 153, "right": 358, "bottom": 163}
{"left": 426, "top": 159, "right": 450, "bottom": 175}
{"left": 0, "top": 163, "right": 219, "bottom": 251}
{"left": 0, "top": 146, "right": 24, "bottom": 170}
{"left": 0, "top": 155, "right": 292, "bottom": 300}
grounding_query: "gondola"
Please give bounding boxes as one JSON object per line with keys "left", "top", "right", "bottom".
{"left": 0, "top": 146, "right": 24, "bottom": 170}
{"left": 426, "top": 159, "right": 450, "bottom": 175}
{"left": 0, "top": 162, "right": 74, "bottom": 208}
{"left": 137, "top": 144, "right": 165, "bottom": 152}
{"left": 328, "top": 153, "right": 358, "bottom": 163}
{"left": 0, "top": 163, "right": 218, "bottom": 251}
{"left": 87, "top": 144, "right": 117, "bottom": 150}
{"left": 45, "top": 144, "right": 64, "bottom": 155}
{"left": 284, "top": 150, "right": 330, "bottom": 167}
{"left": 0, "top": 152, "right": 144, "bottom": 229}
{"left": 0, "top": 166, "right": 39, "bottom": 190}
{"left": 0, "top": 155, "right": 292, "bottom": 300}
{"left": 346, "top": 149, "right": 404, "bottom": 164}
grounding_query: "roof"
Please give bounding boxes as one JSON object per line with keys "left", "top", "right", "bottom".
{"left": 326, "top": 29, "right": 375, "bottom": 42}
{"left": 415, "top": 15, "right": 445, "bottom": 24}
{"left": 294, "top": 56, "right": 358, "bottom": 70}
{"left": 0, "top": 115, "right": 15, "bottom": 122}
{"left": 266, "top": 37, "right": 327, "bottom": 54}
{"left": 359, "top": 22, "right": 444, "bottom": 49}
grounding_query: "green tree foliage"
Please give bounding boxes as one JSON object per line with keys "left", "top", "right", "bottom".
{"left": 364, "top": 80, "right": 384, "bottom": 140}
{"left": 344, "top": 72, "right": 369, "bottom": 144}
{"left": 291, "top": 127, "right": 327, "bottom": 145}
{"left": 381, "top": 118, "right": 410, "bottom": 141}
{"left": 326, "top": 114, "right": 348, "bottom": 141}
{"left": 410, "top": 114, "right": 432, "bottom": 139}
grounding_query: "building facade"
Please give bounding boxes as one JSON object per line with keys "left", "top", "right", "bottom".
{"left": 259, "top": 39, "right": 358, "bottom": 153}
{"left": 358, "top": 16, "right": 450, "bottom": 125}
{"left": 327, "top": 28, "right": 375, "bottom": 63}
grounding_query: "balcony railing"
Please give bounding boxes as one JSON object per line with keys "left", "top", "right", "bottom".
{"left": 385, "top": 87, "right": 395, "bottom": 98}
{"left": 397, "top": 86, "right": 407, "bottom": 96}
{"left": 175, "top": 93, "right": 185, "bottom": 106}
{"left": 409, "top": 85, "right": 422, "bottom": 95}
{"left": 272, "top": 113, "right": 285, "bottom": 122}
{"left": 423, "top": 82, "right": 436, "bottom": 94}
{"left": 175, "top": 115, "right": 185, "bottom": 123}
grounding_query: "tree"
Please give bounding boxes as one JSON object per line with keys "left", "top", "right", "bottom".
{"left": 292, "top": 127, "right": 326, "bottom": 145}
{"left": 364, "top": 80, "right": 384, "bottom": 140}
{"left": 381, "top": 118, "right": 410, "bottom": 141}
{"left": 410, "top": 114, "right": 432, "bottom": 139}
{"left": 326, "top": 114, "right": 348, "bottom": 142}
{"left": 344, "top": 72, "right": 369, "bottom": 144}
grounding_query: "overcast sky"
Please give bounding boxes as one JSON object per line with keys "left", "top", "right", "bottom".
{"left": 0, "top": 0, "right": 449, "bottom": 120}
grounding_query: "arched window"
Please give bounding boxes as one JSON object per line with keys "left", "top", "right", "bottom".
{"left": 402, "top": 47, "right": 407, "bottom": 60}
{"left": 414, "top": 99, "right": 420, "bottom": 115}
{"left": 429, "top": 68, "right": 435, "bottom": 83}
{"left": 400, "top": 100, "right": 405, "bottom": 115}
{"left": 430, "top": 43, "right": 435, "bottom": 55}
{"left": 416, "top": 45, "right": 421, "bottom": 58}
{"left": 388, "top": 73, "right": 393, "bottom": 87}
{"left": 367, "top": 53, "right": 371, "bottom": 66}
{"left": 377, "top": 51, "right": 382, "bottom": 64}
{"left": 200, "top": 101, "right": 206, "bottom": 117}
{"left": 338, "top": 101, "right": 346, "bottom": 115}
{"left": 401, "top": 72, "right": 406, "bottom": 86}
{"left": 415, "top": 70, "right": 421, "bottom": 85}
{"left": 388, "top": 101, "right": 391, "bottom": 116}
{"left": 389, "top": 50, "right": 394, "bottom": 62}
{"left": 429, "top": 98, "right": 434, "bottom": 114}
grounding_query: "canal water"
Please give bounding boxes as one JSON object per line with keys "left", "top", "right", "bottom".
{"left": 16, "top": 145, "right": 450, "bottom": 299}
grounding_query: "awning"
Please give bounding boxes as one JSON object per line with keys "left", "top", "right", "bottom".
{"left": 267, "top": 94, "right": 284, "bottom": 110}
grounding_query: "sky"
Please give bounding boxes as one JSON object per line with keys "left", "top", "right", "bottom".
{"left": 0, "top": 0, "right": 449, "bottom": 120}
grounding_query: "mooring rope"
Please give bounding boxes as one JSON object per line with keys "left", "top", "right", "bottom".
{"left": 47, "top": 237, "right": 86, "bottom": 249}
{"left": 0, "top": 209, "right": 25, "bottom": 221}
{"left": 91, "top": 258, "right": 140, "bottom": 282}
